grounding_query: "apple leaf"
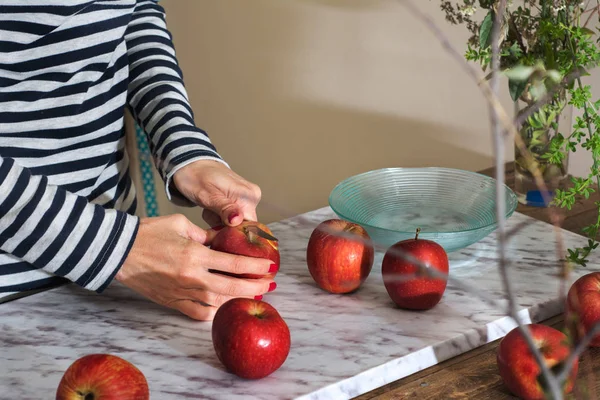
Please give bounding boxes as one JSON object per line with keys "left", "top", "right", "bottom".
{"left": 504, "top": 65, "right": 535, "bottom": 82}
{"left": 509, "top": 79, "right": 527, "bottom": 102}
{"left": 545, "top": 69, "right": 562, "bottom": 84}
{"left": 581, "top": 27, "right": 595, "bottom": 37}
{"left": 479, "top": 10, "right": 494, "bottom": 50}
{"left": 247, "top": 225, "right": 278, "bottom": 242}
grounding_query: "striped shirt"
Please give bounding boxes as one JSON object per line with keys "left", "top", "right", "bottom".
{"left": 0, "top": 0, "right": 226, "bottom": 300}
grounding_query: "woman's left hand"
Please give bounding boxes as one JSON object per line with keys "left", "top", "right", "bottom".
{"left": 172, "top": 159, "right": 262, "bottom": 227}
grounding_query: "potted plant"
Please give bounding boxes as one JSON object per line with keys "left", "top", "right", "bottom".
{"left": 436, "top": 0, "right": 600, "bottom": 266}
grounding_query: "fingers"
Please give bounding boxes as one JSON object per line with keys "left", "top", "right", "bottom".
{"left": 240, "top": 182, "right": 261, "bottom": 222}
{"left": 202, "top": 226, "right": 222, "bottom": 246}
{"left": 200, "top": 247, "right": 276, "bottom": 277}
{"left": 231, "top": 183, "right": 261, "bottom": 224}
{"left": 181, "top": 288, "right": 261, "bottom": 308}
{"left": 200, "top": 197, "right": 242, "bottom": 227}
{"left": 201, "top": 182, "right": 262, "bottom": 227}
{"left": 171, "top": 299, "right": 218, "bottom": 321}
{"left": 220, "top": 203, "right": 243, "bottom": 226}
{"left": 202, "top": 271, "right": 274, "bottom": 298}
{"left": 167, "top": 213, "right": 222, "bottom": 246}
{"left": 177, "top": 245, "right": 275, "bottom": 295}
{"left": 184, "top": 218, "right": 212, "bottom": 244}
{"left": 239, "top": 203, "right": 258, "bottom": 223}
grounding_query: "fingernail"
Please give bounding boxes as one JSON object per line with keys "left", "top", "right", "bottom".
{"left": 269, "top": 263, "right": 278, "bottom": 273}
{"left": 254, "top": 295, "right": 263, "bottom": 300}
{"left": 268, "top": 282, "right": 277, "bottom": 292}
{"left": 228, "top": 213, "right": 239, "bottom": 224}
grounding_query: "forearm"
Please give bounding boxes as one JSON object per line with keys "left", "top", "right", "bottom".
{"left": 125, "top": 0, "right": 228, "bottom": 203}
{"left": 0, "top": 157, "right": 139, "bottom": 292}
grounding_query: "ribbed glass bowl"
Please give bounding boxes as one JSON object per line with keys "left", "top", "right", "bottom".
{"left": 328, "top": 167, "right": 518, "bottom": 253}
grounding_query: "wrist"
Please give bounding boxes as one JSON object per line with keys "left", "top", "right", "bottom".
{"left": 171, "top": 159, "right": 221, "bottom": 200}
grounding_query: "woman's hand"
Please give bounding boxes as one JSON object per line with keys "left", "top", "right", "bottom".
{"left": 172, "top": 160, "right": 262, "bottom": 227}
{"left": 116, "top": 214, "right": 277, "bottom": 321}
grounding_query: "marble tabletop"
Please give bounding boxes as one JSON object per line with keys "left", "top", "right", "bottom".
{"left": 2, "top": 206, "right": 599, "bottom": 400}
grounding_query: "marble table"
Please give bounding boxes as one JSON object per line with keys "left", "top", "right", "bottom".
{"left": 2, "top": 206, "right": 599, "bottom": 400}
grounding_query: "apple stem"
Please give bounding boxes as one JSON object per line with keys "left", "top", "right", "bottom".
{"left": 415, "top": 227, "right": 421, "bottom": 240}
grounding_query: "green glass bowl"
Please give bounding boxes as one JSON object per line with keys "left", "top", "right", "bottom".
{"left": 328, "top": 167, "right": 518, "bottom": 253}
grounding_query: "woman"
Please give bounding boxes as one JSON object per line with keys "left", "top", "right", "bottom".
{"left": 0, "top": 0, "right": 276, "bottom": 320}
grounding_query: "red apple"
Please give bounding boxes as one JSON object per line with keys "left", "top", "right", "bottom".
{"left": 211, "top": 297, "right": 291, "bottom": 380}
{"left": 566, "top": 271, "right": 600, "bottom": 347}
{"left": 497, "top": 324, "right": 578, "bottom": 400}
{"left": 211, "top": 220, "right": 280, "bottom": 279}
{"left": 56, "top": 354, "right": 149, "bottom": 400}
{"left": 306, "top": 219, "right": 374, "bottom": 294}
{"left": 381, "top": 229, "right": 448, "bottom": 310}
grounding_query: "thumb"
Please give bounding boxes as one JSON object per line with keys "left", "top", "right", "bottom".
{"left": 183, "top": 219, "right": 212, "bottom": 244}
{"left": 221, "top": 203, "right": 243, "bottom": 226}
{"left": 183, "top": 221, "right": 225, "bottom": 246}
{"left": 222, "top": 203, "right": 258, "bottom": 226}
{"left": 207, "top": 194, "right": 257, "bottom": 227}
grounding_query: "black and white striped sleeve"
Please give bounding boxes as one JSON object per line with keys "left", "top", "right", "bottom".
{"left": 125, "top": 0, "right": 228, "bottom": 205}
{"left": 0, "top": 156, "right": 139, "bottom": 293}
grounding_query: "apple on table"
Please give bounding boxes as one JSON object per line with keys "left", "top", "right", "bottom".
{"left": 212, "top": 297, "right": 291, "bottom": 380}
{"left": 306, "top": 218, "right": 375, "bottom": 294}
{"left": 56, "top": 354, "right": 149, "bottom": 400}
{"left": 381, "top": 228, "right": 449, "bottom": 310}
{"left": 566, "top": 271, "right": 600, "bottom": 347}
{"left": 497, "top": 324, "right": 579, "bottom": 400}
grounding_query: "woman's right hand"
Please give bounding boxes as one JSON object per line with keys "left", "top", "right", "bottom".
{"left": 115, "top": 214, "right": 277, "bottom": 321}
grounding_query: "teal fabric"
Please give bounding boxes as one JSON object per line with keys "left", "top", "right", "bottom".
{"left": 135, "top": 122, "right": 159, "bottom": 217}
{"left": 135, "top": 0, "right": 160, "bottom": 218}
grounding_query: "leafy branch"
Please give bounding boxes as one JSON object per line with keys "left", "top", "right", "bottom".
{"left": 439, "top": 0, "right": 600, "bottom": 268}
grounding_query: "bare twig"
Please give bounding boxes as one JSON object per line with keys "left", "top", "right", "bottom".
{"left": 557, "top": 321, "right": 600, "bottom": 383}
{"left": 583, "top": 0, "right": 599, "bottom": 27}
{"left": 488, "top": 1, "right": 562, "bottom": 398}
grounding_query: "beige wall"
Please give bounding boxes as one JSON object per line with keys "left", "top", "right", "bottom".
{"left": 130, "top": 0, "right": 572, "bottom": 226}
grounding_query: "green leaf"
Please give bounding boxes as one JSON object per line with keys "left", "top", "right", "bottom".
{"left": 546, "top": 70, "right": 562, "bottom": 83}
{"left": 509, "top": 79, "right": 527, "bottom": 101}
{"left": 579, "top": 68, "right": 591, "bottom": 78}
{"left": 530, "top": 82, "right": 547, "bottom": 101}
{"left": 504, "top": 65, "right": 535, "bottom": 82}
{"left": 581, "top": 27, "right": 595, "bottom": 37}
{"left": 479, "top": 10, "right": 495, "bottom": 50}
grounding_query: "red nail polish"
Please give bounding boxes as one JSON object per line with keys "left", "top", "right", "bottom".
{"left": 268, "top": 282, "right": 277, "bottom": 292}
{"left": 254, "top": 295, "right": 263, "bottom": 300}
{"left": 269, "top": 264, "right": 278, "bottom": 273}
{"left": 228, "top": 213, "right": 239, "bottom": 224}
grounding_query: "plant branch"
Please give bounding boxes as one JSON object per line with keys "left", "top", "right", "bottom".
{"left": 399, "top": 0, "right": 569, "bottom": 285}
{"left": 489, "top": 1, "right": 562, "bottom": 398}
{"left": 557, "top": 321, "right": 600, "bottom": 384}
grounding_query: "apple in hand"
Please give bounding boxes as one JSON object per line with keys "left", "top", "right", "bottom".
{"left": 211, "top": 220, "right": 280, "bottom": 279}
{"left": 381, "top": 228, "right": 449, "bottom": 310}
{"left": 306, "top": 219, "right": 374, "bottom": 294}
{"left": 566, "top": 271, "right": 600, "bottom": 347}
{"left": 56, "top": 354, "right": 149, "bottom": 400}
{"left": 212, "top": 297, "right": 291, "bottom": 380}
{"left": 497, "top": 324, "right": 578, "bottom": 400}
